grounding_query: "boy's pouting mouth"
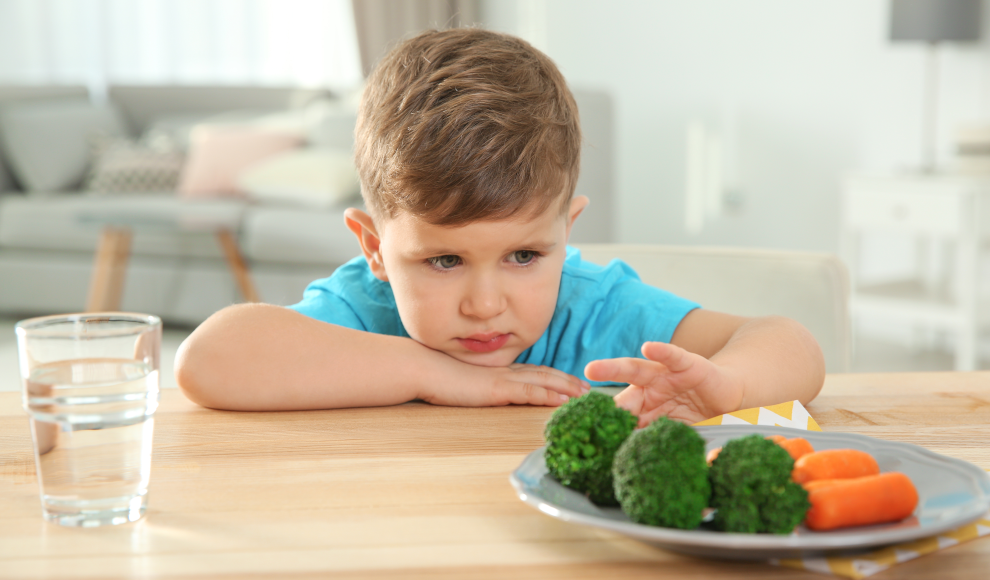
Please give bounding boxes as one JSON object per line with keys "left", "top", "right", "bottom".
{"left": 458, "top": 332, "right": 510, "bottom": 354}
{"left": 345, "top": 196, "right": 588, "bottom": 369}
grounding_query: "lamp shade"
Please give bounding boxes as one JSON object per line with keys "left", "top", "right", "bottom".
{"left": 890, "top": 0, "right": 982, "bottom": 42}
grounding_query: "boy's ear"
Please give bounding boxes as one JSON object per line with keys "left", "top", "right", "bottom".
{"left": 565, "top": 196, "right": 590, "bottom": 239}
{"left": 344, "top": 208, "right": 389, "bottom": 281}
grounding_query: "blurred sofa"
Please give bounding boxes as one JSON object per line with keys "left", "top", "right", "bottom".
{"left": 0, "top": 84, "right": 614, "bottom": 326}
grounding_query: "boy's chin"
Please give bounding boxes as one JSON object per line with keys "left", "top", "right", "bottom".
{"left": 448, "top": 350, "right": 519, "bottom": 368}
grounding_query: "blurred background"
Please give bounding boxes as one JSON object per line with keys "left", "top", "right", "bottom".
{"left": 2, "top": 0, "right": 989, "bottom": 384}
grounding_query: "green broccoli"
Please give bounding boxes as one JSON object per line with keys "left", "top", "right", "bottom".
{"left": 611, "top": 417, "right": 710, "bottom": 529}
{"left": 544, "top": 391, "right": 637, "bottom": 505}
{"left": 708, "top": 434, "right": 810, "bottom": 534}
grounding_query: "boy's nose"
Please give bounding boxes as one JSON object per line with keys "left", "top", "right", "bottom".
{"left": 460, "top": 276, "right": 507, "bottom": 320}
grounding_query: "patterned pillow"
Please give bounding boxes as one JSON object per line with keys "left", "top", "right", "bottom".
{"left": 84, "top": 135, "right": 185, "bottom": 194}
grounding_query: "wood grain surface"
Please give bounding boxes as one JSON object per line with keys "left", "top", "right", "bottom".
{"left": 0, "top": 372, "right": 988, "bottom": 579}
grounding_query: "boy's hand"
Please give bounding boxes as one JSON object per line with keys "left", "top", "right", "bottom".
{"left": 420, "top": 360, "right": 590, "bottom": 408}
{"left": 584, "top": 341, "right": 744, "bottom": 426}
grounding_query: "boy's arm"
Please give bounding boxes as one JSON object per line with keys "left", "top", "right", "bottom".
{"left": 674, "top": 309, "right": 825, "bottom": 409}
{"left": 175, "top": 303, "right": 588, "bottom": 411}
{"left": 584, "top": 309, "right": 825, "bottom": 425}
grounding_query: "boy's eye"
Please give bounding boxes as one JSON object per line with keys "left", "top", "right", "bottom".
{"left": 428, "top": 255, "right": 461, "bottom": 269}
{"left": 508, "top": 250, "right": 537, "bottom": 265}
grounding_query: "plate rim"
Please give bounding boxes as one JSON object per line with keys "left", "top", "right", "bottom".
{"left": 510, "top": 424, "right": 990, "bottom": 553}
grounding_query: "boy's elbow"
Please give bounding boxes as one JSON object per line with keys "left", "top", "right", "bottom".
{"left": 781, "top": 316, "right": 826, "bottom": 396}
{"left": 174, "top": 329, "right": 224, "bottom": 409}
{"left": 173, "top": 304, "right": 259, "bottom": 410}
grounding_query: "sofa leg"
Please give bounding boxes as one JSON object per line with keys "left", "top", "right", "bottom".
{"left": 217, "top": 228, "right": 261, "bottom": 303}
{"left": 86, "top": 226, "right": 133, "bottom": 312}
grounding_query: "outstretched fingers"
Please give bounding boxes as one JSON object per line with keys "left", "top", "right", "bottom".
{"left": 641, "top": 341, "right": 693, "bottom": 372}
{"left": 585, "top": 356, "right": 667, "bottom": 389}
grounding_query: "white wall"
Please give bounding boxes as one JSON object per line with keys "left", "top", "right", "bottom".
{"left": 482, "top": 0, "right": 990, "bottom": 254}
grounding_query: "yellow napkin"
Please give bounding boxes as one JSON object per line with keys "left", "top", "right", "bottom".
{"left": 693, "top": 399, "right": 822, "bottom": 431}
{"left": 692, "top": 401, "right": 990, "bottom": 580}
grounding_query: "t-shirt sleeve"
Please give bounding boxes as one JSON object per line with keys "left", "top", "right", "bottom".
{"left": 286, "top": 257, "right": 407, "bottom": 336}
{"left": 589, "top": 273, "right": 700, "bottom": 357}
{"left": 290, "top": 283, "right": 367, "bottom": 331}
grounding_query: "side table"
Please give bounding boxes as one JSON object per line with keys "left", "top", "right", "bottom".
{"left": 840, "top": 173, "right": 990, "bottom": 371}
{"left": 80, "top": 212, "right": 260, "bottom": 312}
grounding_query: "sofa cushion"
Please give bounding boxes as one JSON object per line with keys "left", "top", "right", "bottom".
{"left": 178, "top": 126, "right": 303, "bottom": 198}
{"left": 237, "top": 148, "right": 360, "bottom": 209}
{"left": 305, "top": 100, "right": 357, "bottom": 150}
{"left": 0, "top": 86, "right": 91, "bottom": 193}
{"left": 0, "top": 99, "right": 128, "bottom": 192}
{"left": 84, "top": 135, "right": 185, "bottom": 194}
{"left": 0, "top": 194, "right": 246, "bottom": 259}
{"left": 141, "top": 109, "right": 283, "bottom": 153}
{"left": 108, "top": 85, "right": 333, "bottom": 135}
{"left": 242, "top": 205, "right": 361, "bottom": 265}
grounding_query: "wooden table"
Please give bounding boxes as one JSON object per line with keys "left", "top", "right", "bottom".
{"left": 1, "top": 372, "right": 988, "bottom": 579}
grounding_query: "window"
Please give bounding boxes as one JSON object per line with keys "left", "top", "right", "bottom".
{"left": 0, "top": 0, "right": 363, "bottom": 91}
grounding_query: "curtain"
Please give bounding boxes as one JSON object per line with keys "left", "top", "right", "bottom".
{"left": 0, "top": 0, "right": 363, "bottom": 93}
{"left": 351, "top": 0, "right": 480, "bottom": 77}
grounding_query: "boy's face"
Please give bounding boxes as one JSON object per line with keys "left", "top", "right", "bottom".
{"left": 346, "top": 197, "right": 587, "bottom": 367}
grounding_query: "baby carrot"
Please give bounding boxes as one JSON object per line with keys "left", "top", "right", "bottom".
{"left": 801, "top": 478, "right": 844, "bottom": 492}
{"left": 707, "top": 435, "right": 815, "bottom": 466}
{"left": 792, "top": 449, "right": 880, "bottom": 484}
{"left": 804, "top": 472, "right": 919, "bottom": 531}
{"left": 760, "top": 435, "right": 816, "bottom": 461}
{"left": 776, "top": 437, "right": 815, "bottom": 462}
{"left": 706, "top": 447, "right": 721, "bottom": 465}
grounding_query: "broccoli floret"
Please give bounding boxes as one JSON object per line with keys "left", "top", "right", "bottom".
{"left": 611, "top": 417, "right": 710, "bottom": 529}
{"left": 544, "top": 391, "right": 637, "bottom": 505}
{"left": 708, "top": 434, "right": 810, "bottom": 534}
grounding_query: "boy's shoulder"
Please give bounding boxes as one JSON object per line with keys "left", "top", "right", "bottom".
{"left": 557, "top": 246, "right": 699, "bottom": 315}
{"left": 325, "top": 254, "right": 376, "bottom": 285}
{"left": 560, "top": 246, "right": 643, "bottom": 289}
{"left": 291, "top": 255, "right": 405, "bottom": 335}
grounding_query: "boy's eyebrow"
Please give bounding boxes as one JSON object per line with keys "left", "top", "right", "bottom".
{"left": 412, "top": 241, "right": 558, "bottom": 256}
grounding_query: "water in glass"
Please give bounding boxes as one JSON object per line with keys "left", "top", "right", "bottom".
{"left": 24, "top": 358, "right": 159, "bottom": 527}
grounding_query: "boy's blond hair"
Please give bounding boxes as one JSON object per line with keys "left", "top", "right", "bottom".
{"left": 355, "top": 28, "right": 581, "bottom": 226}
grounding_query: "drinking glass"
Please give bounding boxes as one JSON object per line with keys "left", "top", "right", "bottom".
{"left": 15, "top": 313, "right": 162, "bottom": 527}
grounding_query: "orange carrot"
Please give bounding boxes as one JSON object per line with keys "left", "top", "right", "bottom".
{"left": 777, "top": 437, "right": 815, "bottom": 462}
{"left": 708, "top": 436, "right": 815, "bottom": 466}
{"left": 706, "top": 447, "right": 721, "bottom": 465}
{"left": 801, "top": 478, "right": 844, "bottom": 492}
{"left": 761, "top": 435, "right": 815, "bottom": 461}
{"left": 792, "top": 449, "right": 880, "bottom": 484}
{"left": 804, "top": 472, "right": 919, "bottom": 531}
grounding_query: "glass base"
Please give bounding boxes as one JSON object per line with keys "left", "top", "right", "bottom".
{"left": 41, "top": 493, "right": 147, "bottom": 527}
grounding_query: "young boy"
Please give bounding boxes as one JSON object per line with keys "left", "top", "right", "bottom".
{"left": 175, "top": 28, "right": 824, "bottom": 425}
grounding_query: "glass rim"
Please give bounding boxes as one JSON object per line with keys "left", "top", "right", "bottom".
{"left": 15, "top": 312, "right": 162, "bottom": 339}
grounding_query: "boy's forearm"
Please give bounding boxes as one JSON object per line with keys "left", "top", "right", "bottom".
{"left": 174, "top": 303, "right": 448, "bottom": 411}
{"left": 709, "top": 316, "right": 826, "bottom": 410}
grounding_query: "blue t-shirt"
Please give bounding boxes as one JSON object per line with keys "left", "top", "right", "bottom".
{"left": 289, "top": 246, "right": 700, "bottom": 385}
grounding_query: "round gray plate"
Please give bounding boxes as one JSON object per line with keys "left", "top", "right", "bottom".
{"left": 509, "top": 424, "right": 990, "bottom": 560}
